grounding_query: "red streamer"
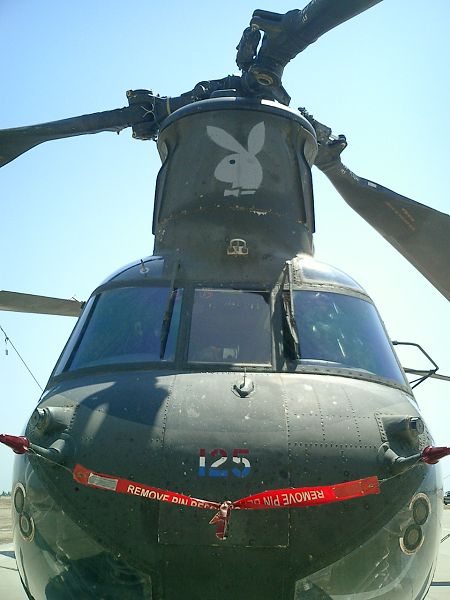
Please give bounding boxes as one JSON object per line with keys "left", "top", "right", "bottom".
{"left": 73, "top": 463, "right": 379, "bottom": 539}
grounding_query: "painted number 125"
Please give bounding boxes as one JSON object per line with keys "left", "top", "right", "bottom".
{"left": 198, "top": 448, "right": 251, "bottom": 478}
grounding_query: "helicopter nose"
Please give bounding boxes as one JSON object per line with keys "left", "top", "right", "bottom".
{"left": 11, "top": 369, "right": 440, "bottom": 600}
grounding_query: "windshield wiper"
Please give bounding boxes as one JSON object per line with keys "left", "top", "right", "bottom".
{"left": 282, "top": 261, "right": 300, "bottom": 360}
{"left": 159, "top": 261, "right": 180, "bottom": 359}
{"left": 160, "top": 289, "right": 178, "bottom": 359}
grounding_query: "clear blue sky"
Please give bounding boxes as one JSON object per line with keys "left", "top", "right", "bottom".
{"left": 0, "top": 0, "right": 449, "bottom": 492}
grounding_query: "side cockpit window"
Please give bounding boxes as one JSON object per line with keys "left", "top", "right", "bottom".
{"left": 188, "top": 289, "right": 271, "bottom": 365}
{"left": 291, "top": 290, "right": 405, "bottom": 385}
{"left": 56, "top": 287, "right": 183, "bottom": 372}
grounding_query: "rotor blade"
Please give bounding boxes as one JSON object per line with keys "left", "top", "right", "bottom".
{"left": 321, "top": 165, "right": 450, "bottom": 301}
{"left": 0, "top": 291, "right": 83, "bottom": 316}
{"left": 289, "top": 0, "right": 383, "bottom": 52}
{"left": 0, "top": 104, "right": 146, "bottom": 167}
{"left": 251, "top": 1, "right": 383, "bottom": 74}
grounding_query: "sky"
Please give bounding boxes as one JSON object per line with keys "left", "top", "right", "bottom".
{"left": 0, "top": 0, "right": 449, "bottom": 493}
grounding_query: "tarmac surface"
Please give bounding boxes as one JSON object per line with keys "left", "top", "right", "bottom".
{"left": 1, "top": 497, "right": 450, "bottom": 599}
{"left": 428, "top": 507, "right": 450, "bottom": 600}
{"left": 0, "top": 496, "right": 26, "bottom": 600}
{"left": 0, "top": 497, "right": 12, "bottom": 545}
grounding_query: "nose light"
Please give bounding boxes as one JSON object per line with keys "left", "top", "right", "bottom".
{"left": 411, "top": 494, "right": 430, "bottom": 526}
{"left": 19, "top": 513, "right": 35, "bottom": 542}
{"left": 400, "top": 523, "right": 424, "bottom": 554}
{"left": 13, "top": 484, "right": 25, "bottom": 513}
{"left": 410, "top": 417, "right": 425, "bottom": 434}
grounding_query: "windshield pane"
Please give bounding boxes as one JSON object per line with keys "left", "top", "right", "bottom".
{"left": 188, "top": 290, "right": 271, "bottom": 364}
{"left": 68, "top": 287, "right": 182, "bottom": 370}
{"left": 292, "top": 291, "right": 405, "bottom": 384}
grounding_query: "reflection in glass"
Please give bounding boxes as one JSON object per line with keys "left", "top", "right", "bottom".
{"left": 292, "top": 291, "right": 405, "bottom": 384}
{"left": 189, "top": 290, "right": 271, "bottom": 364}
{"left": 68, "top": 287, "right": 182, "bottom": 370}
{"left": 299, "top": 256, "right": 364, "bottom": 291}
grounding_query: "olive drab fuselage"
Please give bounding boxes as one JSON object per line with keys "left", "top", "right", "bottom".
{"left": 12, "top": 100, "right": 442, "bottom": 600}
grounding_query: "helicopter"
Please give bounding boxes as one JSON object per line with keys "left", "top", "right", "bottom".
{"left": 0, "top": 1, "right": 450, "bottom": 598}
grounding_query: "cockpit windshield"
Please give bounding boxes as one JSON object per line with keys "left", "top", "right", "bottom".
{"left": 188, "top": 289, "right": 271, "bottom": 365}
{"left": 64, "top": 287, "right": 183, "bottom": 371}
{"left": 292, "top": 290, "right": 405, "bottom": 385}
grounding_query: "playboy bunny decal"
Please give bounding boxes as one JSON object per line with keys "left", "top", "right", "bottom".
{"left": 207, "top": 122, "right": 265, "bottom": 197}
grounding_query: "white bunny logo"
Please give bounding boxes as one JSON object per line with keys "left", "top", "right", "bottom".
{"left": 207, "top": 122, "right": 265, "bottom": 197}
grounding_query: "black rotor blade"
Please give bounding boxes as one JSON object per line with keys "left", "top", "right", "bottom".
{"left": 0, "top": 290, "right": 83, "bottom": 316}
{"left": 290, "top": 0, "right": 383, "bottom": 53}
{"left": 248, "top": 0, "right": 382, "bottom": 89}
{"left": 254, "top": 0, "right": 384, "bottom": 53}
{"left": 0, "top": 104, "right": 146, "bottom": 167}
{"left": 322, "top": 167, "right": 450, "bottom": 301}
